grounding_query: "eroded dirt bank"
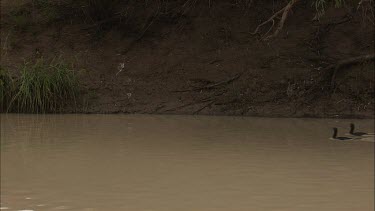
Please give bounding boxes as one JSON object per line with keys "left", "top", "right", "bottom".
{"left": 1, "top": 0, "right": 374, "bottom": 118}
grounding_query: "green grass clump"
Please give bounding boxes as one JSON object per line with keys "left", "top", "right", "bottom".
{"left": 0, "top": 67, "right": 14, "bottom": 112}
{"left": 9, "top": 58, "right": 79, "bottom": 113}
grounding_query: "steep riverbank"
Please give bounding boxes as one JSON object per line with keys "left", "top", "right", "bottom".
{"left": 1, "top": 0, "right": 374, "bottom": 118}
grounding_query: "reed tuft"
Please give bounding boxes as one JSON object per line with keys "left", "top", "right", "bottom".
{"left": 8, "top": 58, "right": 79, "bottom": 113}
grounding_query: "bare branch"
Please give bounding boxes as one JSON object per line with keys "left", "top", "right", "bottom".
{"left": 251, "top": 0, "right": 300, "bottom": 40}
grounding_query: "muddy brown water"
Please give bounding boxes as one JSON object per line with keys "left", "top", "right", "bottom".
{"left": 1, "top": 114, "right": 374, "bottom": 211}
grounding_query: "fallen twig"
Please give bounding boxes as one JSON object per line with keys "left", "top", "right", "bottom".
{"left": 164, "top": 98, "right": 213, "bottom": 112}
{"left": 174, "top": 73, "right": 242, "bottom": 93}
{"left": 193, "top": 100, "right": 215, "bottom": 114}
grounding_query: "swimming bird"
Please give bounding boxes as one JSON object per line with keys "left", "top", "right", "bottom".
{"left": 330, "top": 128, "right": 354, "bottom": 141}
{"left": 348, "top": 123, "right": 374, "bottom": 137}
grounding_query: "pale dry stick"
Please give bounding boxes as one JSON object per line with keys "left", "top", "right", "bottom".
{"left": 263, "top": 19, "right": 275, "bottom": 37}
{"left": 251, "top": 0, "right": 300, "bottom": 40}
{"left": 266, "top": 0, "right": 299, "bottom": 40}
{"left": 251, "top": 6, "right": 285, "bottom": 35}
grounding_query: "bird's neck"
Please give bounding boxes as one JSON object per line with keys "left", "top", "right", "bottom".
{"left": 333, "top": 130, "right": 337, "bottom": 138}
{"left": 350, "top": 127, "right": 354, "bottom": 134}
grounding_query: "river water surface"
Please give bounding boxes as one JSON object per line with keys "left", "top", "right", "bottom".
{"left": 1, "top": 114, "right": 374, "bottom": 211}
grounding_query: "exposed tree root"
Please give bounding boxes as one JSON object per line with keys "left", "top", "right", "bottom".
{"left": 308, "top": 14, "right": 352, "bottom": 56}
{"left": 325, "top": 54, "right": 375, "bottom": 88}
{"left": 251, "top": 0, "right": 300, "bottom": 40}
{"left": 300, "top": 54, "right": 374, "bottom": 101}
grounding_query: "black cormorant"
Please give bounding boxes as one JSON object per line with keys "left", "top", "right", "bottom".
{"left": 348, "top": 123, "right": 374, "bottom": 137}
{"left": 331, "top": 128, "right": 354, "bottom": 141}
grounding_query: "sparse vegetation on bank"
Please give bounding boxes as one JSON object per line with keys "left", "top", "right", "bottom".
{"left": 0, "top": 0, "right": 373, "bottom": 117}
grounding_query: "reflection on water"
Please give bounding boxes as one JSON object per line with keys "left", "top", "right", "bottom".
{"left": 1, "top": 114, "right": 374, "bottom": 211}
